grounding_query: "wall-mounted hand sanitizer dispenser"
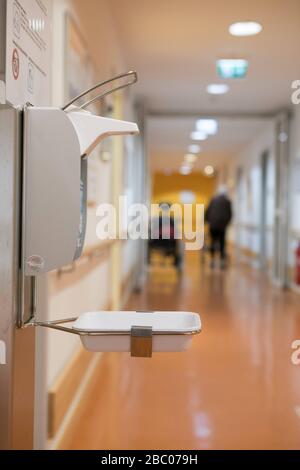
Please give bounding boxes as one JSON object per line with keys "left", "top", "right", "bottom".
{"left": 18, "top": 71, "right": 201, "bottom": 357}
{"left": 22, "top": 73, "right": 139, "bottom": 277}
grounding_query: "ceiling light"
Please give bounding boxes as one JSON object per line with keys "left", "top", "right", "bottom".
{"left": 183, "top": 160, "right": 194, "bottom": 169}
{"left": 180, "top": 191, "right": 196, "bottom": 204}
{"left": 196, "top": 119, "right": 218, "bottom": 135}
{"left": 190, "top": 131, "right": 207, "bottom": 141}
{"left": 217, "top": 59, "right": 248, "bottom": 79}
{"left": 206, "top": 83, "right": 229, "bottom": 95}
{"left": 188, "top": 144, "right": 201, "bottom": 154}
{"left": 184, "top": 153, "right": 197, "bottom": 164}
{"left": 204, "top": 165, "right": 215, "bottom": 176}
{"left": 229, "top": 21, "right": 262, "bottom": 37}
{"left": 180, "top": 165, "right": 191, "bottom": 175}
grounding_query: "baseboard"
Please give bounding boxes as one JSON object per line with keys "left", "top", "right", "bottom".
{"left": 121, "top": 265, "right": 137, "bottom": 307}
{"left": 50, "top": 353, "right": 102, "bottom": 450}
{"left": 48, "top": 346, "right": 95, "bottom": 438}
{"left": 291, "top": 282, "right": 300, "bottom": 294}
{"left": 48, "top": 300, "right": 112, "bottom": 442}
{"left": 47, "top": 267, "right": 137, "bottom": 447}
{"left": 239, "top": 247, "right": 260, "bottom": 260}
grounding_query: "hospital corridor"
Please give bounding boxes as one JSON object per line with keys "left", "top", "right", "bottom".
{"left": 1, "top": 0, "right": 300, "bottom": 457}
{"left": 67, "top": 254, "right": 300, "bottom": 450}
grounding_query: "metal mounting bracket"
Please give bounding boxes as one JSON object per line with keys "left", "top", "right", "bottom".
{"left": 130, "top": 326, "right": 153, "bottom": 358}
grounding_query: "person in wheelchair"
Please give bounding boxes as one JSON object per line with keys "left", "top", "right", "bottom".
{"left": 148, "top": 202, "right": 182, "bottom": 271}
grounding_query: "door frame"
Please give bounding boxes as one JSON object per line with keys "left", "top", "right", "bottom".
{"left": 259, "top": 150, "right": 269, "bottom": 270}
{"left": 272, "top": 112, "right": 291, "bottom": 288}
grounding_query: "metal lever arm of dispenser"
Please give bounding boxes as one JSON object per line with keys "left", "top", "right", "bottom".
{"left": 61, "top": 70, "right": 138, "bottom": 112}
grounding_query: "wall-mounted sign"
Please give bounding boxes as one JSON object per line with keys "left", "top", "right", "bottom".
{"left": 5, "top": 0, "right": 52, "bottom": 107}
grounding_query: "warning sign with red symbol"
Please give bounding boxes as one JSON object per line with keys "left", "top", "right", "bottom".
{"left": 5, "top": 0, "right": 52, "bottom": 106}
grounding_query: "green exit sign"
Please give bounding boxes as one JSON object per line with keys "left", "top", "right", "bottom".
{"left": 217, "top": 59, "right": 249, "bottom": 79}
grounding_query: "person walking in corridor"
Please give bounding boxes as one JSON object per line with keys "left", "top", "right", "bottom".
{"left": 205, "top": 185, "right": 232, "bottom": 269}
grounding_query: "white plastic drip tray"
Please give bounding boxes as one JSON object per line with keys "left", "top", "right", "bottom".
{"left": 72, "top": 311, "right": 201, "bottom": 353}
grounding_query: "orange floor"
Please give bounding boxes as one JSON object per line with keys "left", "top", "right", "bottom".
{"left": 68, "top": 253, "right": 300, "bottom": 450}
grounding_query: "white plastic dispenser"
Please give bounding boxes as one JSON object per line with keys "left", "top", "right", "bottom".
{"left": 23, "top": 102, "right": 138, "bottom": 276}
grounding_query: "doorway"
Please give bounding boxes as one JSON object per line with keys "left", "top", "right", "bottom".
{"left": 272, "top": 114, "right": 290, "bottom": 287}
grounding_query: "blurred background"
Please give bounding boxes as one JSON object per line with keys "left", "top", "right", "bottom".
{"left": 26, "top": 0, "right": 300, "bottom": 450}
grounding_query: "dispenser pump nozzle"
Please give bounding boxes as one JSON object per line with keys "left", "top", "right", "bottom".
{"left": 66, "top": 106, "right": 139, "bottom": 157}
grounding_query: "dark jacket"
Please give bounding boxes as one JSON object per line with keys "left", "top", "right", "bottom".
{"left": 205, "top": 195, "right": 232, "bottom": 231}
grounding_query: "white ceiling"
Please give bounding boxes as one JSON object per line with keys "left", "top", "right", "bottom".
{"left": 147, "top": 116, "right": 271, "bottom": 171}
{"left": 108, "top": 0, "right": 300, "bottom": 168}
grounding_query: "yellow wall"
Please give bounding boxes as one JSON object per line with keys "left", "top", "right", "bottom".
{"left": 152, "top": 172, "right": 216, "bottom": 208}
{"left": 152, "top": 172, "right": 216, "bottom": 233}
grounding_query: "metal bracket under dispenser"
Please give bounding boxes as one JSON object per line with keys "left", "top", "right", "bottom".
{"left": 33, "top": 318, "right": 155, "bottom": 358}
{"left": 32, "top": 311, "right": 201, "bottom": 357}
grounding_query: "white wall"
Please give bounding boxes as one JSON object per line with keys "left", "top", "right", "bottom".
{"left": 226, "top": 121, "right": 276, "bottom": 264}
{"left": 225, "top": 105, "right": 300, "bottom": 281}
{"left": 42, "top": 0, "right": 142, "bottom": 447}
{"left": 47, "top": 0, "right": 144, "bottom": 386}
{"left": 121, "top": 133, "right": 141, "bottom": 280}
